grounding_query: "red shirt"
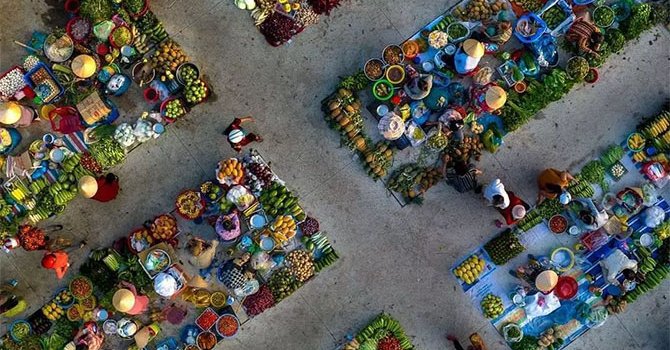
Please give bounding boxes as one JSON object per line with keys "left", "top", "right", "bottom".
{"left": 498, "top": 191, "right": 529, "bottom": 225}
{"left": 49, "top": 251, "right": 69, "bottom": 279}
{"left": 92, "top": 177, "right": 119, "bottom": 202}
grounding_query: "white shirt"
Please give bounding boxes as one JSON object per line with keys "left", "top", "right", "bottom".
{"left": 484, "top": 179, "right": 510, "bottom": 209}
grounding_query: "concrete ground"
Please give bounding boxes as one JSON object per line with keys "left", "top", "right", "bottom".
{"left": 1, "top": 0, "right": 670, "bottom": 349}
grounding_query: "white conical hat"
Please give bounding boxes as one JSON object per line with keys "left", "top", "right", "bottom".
{"left": 78, "top": 175, "right": 98, "bottom": 198}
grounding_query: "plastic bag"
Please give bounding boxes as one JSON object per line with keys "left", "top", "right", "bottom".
{"left": 523, "top": 292, "right": 561, "bottom": 320}
{"left": 600, "top": 249, "right": 637, "bottom": 284}
{"left": 643, "top": 206, "right": 666, "bottom": 228}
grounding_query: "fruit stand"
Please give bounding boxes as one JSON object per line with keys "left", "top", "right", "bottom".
{"left": 0, "top": 149, "right": 339, "bottom": 349}
{"left": 0, "top": 0, "right": 211, "bottom": 240}
{"left": 339, "top": 313, "right": 415, "bottom": 350}
{"left": 322, "top": 0, "right": 668, "bottom": 206}
{"left": 235, "top": 0, "right": 345, "bottom": 46}
{"left": 450, "top": 110, "right": 669, "bottom": 350}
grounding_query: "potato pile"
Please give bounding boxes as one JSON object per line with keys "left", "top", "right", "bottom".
{"left": 453, "top": 0, "right": 508, "bottom": 22}
{"left": 151, "top": 39, "right": 188, "bottom": 81}
{"left": 286, "top": 250, "right": 314, "bottom": 282}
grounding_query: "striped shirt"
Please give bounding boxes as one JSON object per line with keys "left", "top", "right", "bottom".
{"left": 446, "top": 164, "right": 478, "bottom": 193}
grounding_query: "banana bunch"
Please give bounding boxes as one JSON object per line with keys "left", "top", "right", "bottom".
{"left": 29, "top": 177, "right": 49, "bottom": 195}
{"left": 131, "top": 25, "right": 149, "bottom": 54}
{"left": 251, "top": 8, "right": 271, "bottom": 26}
{"left": 343, "top": 339, "right": 360, "bottom": 350}
{"left": 641, "top": 111, "right": 670, "bottom": 138}
{"left": 0, "top": 196, "right": 12, "bottom": 217}
{"left": 638, "top": 249, "right": 657, "bottom": 274}
{"left": 632, "top": 151, "right": 646, "bottom": 163}
{"left": 653, "top": 220, "right": 670, "bottom": 240}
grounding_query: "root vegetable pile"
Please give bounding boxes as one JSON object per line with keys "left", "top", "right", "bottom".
{"left": 259, "top": 12, "right": 297, "bottom": 46}
{"left": 299, "top": 216, "right": 320, "bottom": 237}
{"left": 286, "top": 250, "right": 314, "bottom": 282}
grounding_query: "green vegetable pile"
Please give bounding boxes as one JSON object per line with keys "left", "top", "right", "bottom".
{"left": 338, "top": 71, "right": 369, "bottom": 91}
{"left": 594, "top": 6, "right": 615, "bottom": 27}
{"left": 511, "top": 335, "right": 539, "bottom": 350}
{"left": 501, "top": 69, "right": 574, "bottom": 132}
{"left": 537, "top": 198, "right": 564, "bottom": 219}
{"left": 620, "top": 3, "right": 652, "bottom": 40}
{"left": 579, "top": 160, "right": 606, "bottom": 189}
{"left": 567, "top": 179, "right": 595, "bottom": 199}
{"left": 79, "top": 0, "right": 114, "bottom": 22}
{"left": 605, "top": 29, "right": 626, "bottom": 54}
{"left": 517, "top": 208, "right": 543, "bottom": 232}
{"left": 89, "top": 136, "right": 126, "bottom": 169}
{"left": 542, "top": 7, "right": 566, "bottom": 29}
{"left": 566, "top": 56, "right": 589, "bottom": 80}
{"left": 600, "top": 145, "right": 624, "bottom": 167}
{"left": 124, "top": 0, "right": 145, "bottom": 14}
{"left": 484, "top": 229, "right": 524, "bottom": 265}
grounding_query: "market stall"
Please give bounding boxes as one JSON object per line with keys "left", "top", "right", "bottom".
{"left": 0, "top": 150, "right": 339, "bottom": 350}
{"left": 339, "top": 313, "right": 415, "bottom": 350}
{"left": 450, "top": 109, "right": 669, "bottom": 350}
{"left": 235, "top": 0, "right": 346, "bottom": 46}
{"left": 321, "top": 0, "right": 668, "bottom": 206}
{"left": 0, "top": 0, "right": 211, "bottom": 242}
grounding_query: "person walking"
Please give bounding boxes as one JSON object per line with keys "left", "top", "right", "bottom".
{"left": 79, "top": 174, "right": 120, "bottom": 202}
{"left": 223, "top": 116, "right": 263, "bottom": 153}
{"left": 537, "top": 168, "right": 573, "bottom": 204}
{"left": 443, "top": 157, "right": 482, "bottom": 193}
{"left": 41, "top": 250, "right": 70, "bottom": 279}
{"left": 0, "top": 285, "right": 27, "bottom": 318}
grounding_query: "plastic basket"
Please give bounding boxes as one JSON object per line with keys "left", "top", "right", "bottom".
{"left": 0, "top": 66, "right": 27, "bottom": 99}
{"left": 24, "top": 62, "right": 64, "bottom": 103}
{"left": 513, "top": 13, "right": 547, "bottom": 44}
{"left": 537, "top": 0, "right": 575, "bottom": 36}
{"left": 49, "top": 106, "right": 83, "bottom": 134}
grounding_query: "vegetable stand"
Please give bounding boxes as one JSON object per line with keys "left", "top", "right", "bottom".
{"left": 321, "top": 0, "right": 667, "bottom": 207}
{"left": 0, "top": 149, "right": 340, "bottom": 349}
{"left": 451, "top": 111, "right": 670, "bottom": 350}
{"left": 0, "top": 0, "right": 212, "bottom": 241}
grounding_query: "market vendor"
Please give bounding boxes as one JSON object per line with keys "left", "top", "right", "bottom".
{"left": 70, "top": 322, "right": 104, "bottom": 350}
{"left": 483, "top": 178, "right": 510, "bottom": 209}
{"left": 565, "top": 12, "right": 604, "bottom": 57}
{"left": 454, "top": 39, "right": 485, "bottom": 75}
{"left": 537, "top": 168, "right": 574, "bottom": 204}
{"left": 442, "top": 157, "right": 482, "bottom": 193}
{"left": 471, "top": 84, "right": 507, "bottom": 113}
{"left": 567, "top": 197, "right": 609, "bottom": 231}
{"left": 41, "top": 250, "right": 70, "bottom": 279}
{"left": 92, "top": 173, "right": 120, "bottom": 202}
{"left": 403, "top": 74, "right": 433, "bottom": 100}
{"left": 112, "top": 281, "right": 149, "bottom": 316}
{"left": 223, "top": 116, "right": 264, "bottom": 153}
{"left": 497, "top": 194, "right": 529, "bottom": 226}
{"left": 0, "top": 286, "right": 27, "bottom": 318}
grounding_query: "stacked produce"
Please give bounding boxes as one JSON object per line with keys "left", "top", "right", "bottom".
{"left": 164, "top": 99, "right": 186, "bottom": 120}
{"left": 268, "top": 268, "right": 302, "bottom": 302}
{"left": 299, "top": 216, "right": 320, "bottom": 237}
{"left": 516, "top": 208, "right": 543, "bottom": 232}
{"left": 151, "top": 40, "right": 188, "bottom": 81}
{"left": 453, "top": 0, "right": 508, "bottom": 22}
{"left": 18, "top": 225, "right": 47, "bottom": 251}
{"left": 484, "top": 230, "right": 524, "bottom": 265}
{"left": 243, "top": 285, "right": 276, "bottom": 316}
{"left": 624, "top": 257, "right": 669, "bottom": 303}
{"left": 454, "top": 254, "right": 486, "bottom": 285}
{"left": 338, "top": 71, "right": 369, "bottom": 92}
{"left": 150, "top": 214, "right": 178, "bottom": 241}
{"left": 387, "top": 165, "right": 441, "bottom": 203}
{"left": 480, "top": 294, "right": 504, "bottom": 319}
{"left": 326, "top": 89, "right": 367, "bottom": 152}
{"left": 347, "top": 313, "right": 414, "bottom": 350}
{"left": 309, "top": 231, "right": 339, "bottom": 272}
{"left": 259, "top": 12, "right": 298, "bottom": 46}
{"left": 600, "top": 145, "right": 625, "bottom": 167}
{"left": 363, "top": 142, "right": 395, "bottom": 180}
{"left": 134, "top": 11, "right": 168, "bottom": 43}
{"left": 185, "top": 79, "right": 208, "bottom": 104}
{"left": 42, "top": 301, "right": 65, "bottom": 321}
{"left": 258, "top": 182, "right": 305, "bottom": 220}
{"left": 537, "top": 327, "right": 564, "bottom": 350}
{"left": 243, "top": 154, "right": 275, "bottom": 192}
{"left": 639, "top": 110, "right": 670, "bottom": 152}
{"left": 654, "top": 219, "right": 670, "bottom": 240}
{"left": 217, "top": 158, "right": 245, "bottom": 185}
{"left": 579, "top": 160, "right": 606, "bottom": 190}
{"left": 286, "top": 250, "right": 315, "bottom": 282}
{"left": 89, "top": 136, "right": 126, "bottom": 169}
{"left": 271, "top": 215, "right": 297, "bottom": 244}
{"left": 566, "top": 178, "right": 595, "bottom": 199}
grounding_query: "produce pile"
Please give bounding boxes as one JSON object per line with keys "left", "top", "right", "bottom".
{"left": 237, "top": 0, "right": 344, "bottom": 46}
{"left": 453, "top": 254, "right": 487, "bottom": 285}
{"left": 342, "top": 313, "right": 415, "bottom": 350}
{"left": 484, "top": 229, "right": 525, "bottom": 265}
{"left": 480, "top": 293, "right": 504, "bottom": 319}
